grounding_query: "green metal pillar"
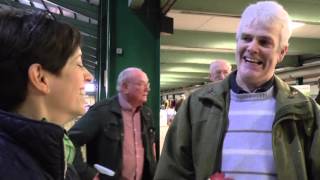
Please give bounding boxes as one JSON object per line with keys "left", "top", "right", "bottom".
{"left": 96, "top": 0, "right": 110, "bottom": 100}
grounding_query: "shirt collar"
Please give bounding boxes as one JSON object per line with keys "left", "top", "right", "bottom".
{"left": 230, "top": 71, "right": 274, "bottom": 94}
{"left": 118, "top": 93, "right": 140, "bottom": 112}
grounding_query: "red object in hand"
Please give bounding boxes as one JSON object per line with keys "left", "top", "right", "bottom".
{"left": 210, "top": 172, "right": 233, "bottom": 180}
{"left": 92, "top": 173, "right": 100, "bottom": 180}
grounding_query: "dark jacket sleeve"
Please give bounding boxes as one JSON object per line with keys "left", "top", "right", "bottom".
{"left": 71, "top": 147, "right": 97, "bottom": 180}
{"left": 68, "top": 106, "right": 104, "bottom": 180}
{"left": 68, "top": 106, "right": 103, "bottom": 146}
{"left": 315, "top": 92, "right": 320, "bottom": 105}
{"left": 65, "top": 164, "right": 81, "bottom": 180}
{"left": 309, "top": 98, "right": 320, "bottom": 179}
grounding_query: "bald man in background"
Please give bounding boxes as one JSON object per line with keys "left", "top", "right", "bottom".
{"left": 209, "top": 60, "right": 232, "bottom": 82}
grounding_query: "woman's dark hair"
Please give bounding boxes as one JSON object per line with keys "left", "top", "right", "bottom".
{"left": 0, "top": 10, "right": 81, "bottom": 111}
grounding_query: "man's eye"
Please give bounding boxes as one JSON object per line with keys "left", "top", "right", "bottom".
{"left": 259, "top": 39, "right": 272, "bottom": 47}
{"left": 78, "top": 64, "right": 84, "bottom": 68}
{"left": 241, "top": 36, "right": 251, "bottom": 42}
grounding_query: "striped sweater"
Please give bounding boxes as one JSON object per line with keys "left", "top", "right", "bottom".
{"left": 221, "top": 87, "right": 276, "bottom": 180}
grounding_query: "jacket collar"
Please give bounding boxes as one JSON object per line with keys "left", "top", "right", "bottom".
{"left": 118, "top": 93, "right": 141, "bottom": 112}
{"left": 106, "top": 95, "right": 154, "bottom": 133}
{"left": 106, "top": 95, "right": 122, "bottom": 115}
{"left": 273, "top": 75, "right": 315, "bottom": 123}
{"left": 197, "top": 71, "right": 313, "bottom": 120}
{"left": 107, "top": 95, "right": 151, "bottom": 123}
{"left": 0, "top": 110, "right": 65, "bottom": 179}
{"left": 230, "top": 71, "right": 275, "bottom": 94}
{"left": 197, "top": 72, "right": 232, "bottom": 109}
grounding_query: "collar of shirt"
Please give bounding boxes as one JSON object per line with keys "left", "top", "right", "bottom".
{"left": 230, "top": 71, "right": 275, "bottom": 94}
{"left": 118, "top": 93, "right": 140, "bottom": 112}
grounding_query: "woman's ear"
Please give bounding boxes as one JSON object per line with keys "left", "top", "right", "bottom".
{"left": 28, "top": 64, "right": 50, "bottom": 94}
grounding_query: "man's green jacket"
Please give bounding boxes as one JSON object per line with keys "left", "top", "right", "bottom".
{"left": 155, "top": 74, "right": 320, "bottom": 180}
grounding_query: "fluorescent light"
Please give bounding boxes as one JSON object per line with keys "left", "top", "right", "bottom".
{"left": 290, "top": 21, "right": 305, "bottom": 30}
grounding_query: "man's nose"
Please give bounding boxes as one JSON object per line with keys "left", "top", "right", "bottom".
{"left": 247, "top": 39, "right": 259, "bottom": 53}
{"left": 145, "top": 84, "right": 151, "bottom": 91}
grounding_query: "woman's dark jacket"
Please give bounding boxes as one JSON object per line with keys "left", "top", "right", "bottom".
{"left": 68, "top": 95, "right": 157, "bottom": 180}
{"left": 0, "top": 110, "right": 66, "bottom": 180}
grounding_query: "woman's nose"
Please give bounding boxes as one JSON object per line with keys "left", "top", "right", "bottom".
{"left": 84, "top": 68, "right": 94, "bottom": 82}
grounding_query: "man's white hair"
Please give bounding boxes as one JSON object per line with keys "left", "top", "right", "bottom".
{"left": 236, "top": 1, "right": 292, "bottom": 48}
{"left": 116, "top": 67, "right": 143, "bottom": 91}
{"left": 209, "top": 60, "right": 232, "bottom": 73}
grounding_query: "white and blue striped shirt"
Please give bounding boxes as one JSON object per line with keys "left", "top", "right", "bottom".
{"left": 221, "top": 87, "right": 276, "bottom": 180}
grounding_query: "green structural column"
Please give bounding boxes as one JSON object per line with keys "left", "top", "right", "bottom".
{"left": 96, "top": 0, "right": 110, "bottom": 100}
{"left": 107, "top": 0, "right": 161, "bottom": 157}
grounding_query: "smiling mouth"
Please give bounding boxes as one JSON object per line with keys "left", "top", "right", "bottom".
{"left": 244, "top": 56, "right": 263, "bottom": 65}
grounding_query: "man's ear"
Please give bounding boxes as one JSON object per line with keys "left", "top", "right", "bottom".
{"left": 278, "top": 46, "right": 288, "bottom": 63}
{"left": 121, "top": 82, "right": 130, "bottom": 94}
{"left": 209, "top": 74, "right": 214, "bottom": 81}
{"left": 28, "top": 64, "right": 50, "bottom": 94}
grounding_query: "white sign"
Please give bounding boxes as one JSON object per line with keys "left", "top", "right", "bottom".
{"left": 292, "top": 85, "right": 311, "bottom": 96}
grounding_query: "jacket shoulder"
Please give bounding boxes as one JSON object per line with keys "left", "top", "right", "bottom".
{"left": 188, "top": 80, "right": 228, "bottom": 104}
{"left": 0, "top": 133, "right": 48, "bottom": 179}
{"left": 88, "top": 96, "right": 118, "bottom": 110}
{"left": 142, "top": 105, "right": 152, "bottom": 114}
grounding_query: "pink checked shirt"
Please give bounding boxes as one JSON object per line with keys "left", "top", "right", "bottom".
{"left": 118, "top": 94, "right": 144, "bottom": 180}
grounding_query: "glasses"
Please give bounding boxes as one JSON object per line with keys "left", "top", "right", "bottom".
{"left": 132, "top": 82, "right": 150, "bottom": 89}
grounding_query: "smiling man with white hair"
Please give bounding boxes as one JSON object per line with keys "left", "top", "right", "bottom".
{"left": 155, "top": 1, "right": 320, "bottom": 180}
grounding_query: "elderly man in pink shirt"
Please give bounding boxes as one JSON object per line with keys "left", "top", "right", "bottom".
{"left": 69, "top": 67, "right": 156, "bottom": 180}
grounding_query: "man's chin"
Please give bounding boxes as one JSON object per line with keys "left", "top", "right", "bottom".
{"left": 141, "top": 99, "right": 148, "bottom": 104}
{"left": 76, "top": 107, "right": 86, "bottom": 116}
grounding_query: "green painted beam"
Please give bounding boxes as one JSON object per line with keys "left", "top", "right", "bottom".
{"left": 82, "top": 35, "right": 97, "bottom": 49}
{"left": 83, "top": 60, "right": 96, "bottom": 69}
{"left": 161, "top": 49, "right": 236, "bottom": 64}
{"left": 82, "top": 54, "right": 97, "bottom": 64}
{"left": 172, "top": 0, "right": 248, "bottom": 15}
{"left": 172, "top": 0, "right": 320, "bottom": 24}
{"left": 161, "top": 82, "right": 206, "bottom": 89}
{"left": 161, "top": 80, "right": 205, "bottom": 85}
{"left": 48, "top": 0, "right": 98, "bottom": 19}
{"left": 161, "top": 63, "right": 209, "bottom": 73}
{"left": 161, "top": 77, "right": 206, "bottom": 82}
{"left": 56, "top": 15, "right": 97, "bottom": 37}
{"left": 160, "top": 54, "right": 298, "bottom": 89}
{"left": 81, "top": 46, "right": 96, "bottom": 57}
{"left": 82, "top": 52, "right": 96, "bottom": 59}
{"left": 0, "top": 0, "right": 97, "bottom": 36}
{"left": 161, "top": 30, "right": 236, "bottom": 50}
{"left": 161, "top": 30, "right": 320, "bottom": 55}
{"left": 161, "top": 81, "right": 205, "bottom": 89}
{"left": 161, "top": 48, "right": 298, "bottom": 66}
{"left": 161, "top": 71, "right": 208, "bottom": 78}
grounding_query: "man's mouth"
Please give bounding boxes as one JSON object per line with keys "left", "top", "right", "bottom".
{"left": 244, "top": 56, "right": 263, "bottom": 65}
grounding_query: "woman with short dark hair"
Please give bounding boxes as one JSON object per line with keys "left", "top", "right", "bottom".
{"left": 0, "top": 9, "right": 93, "bottom": 180}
